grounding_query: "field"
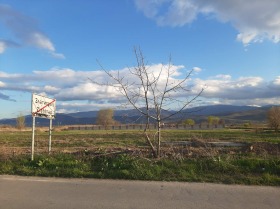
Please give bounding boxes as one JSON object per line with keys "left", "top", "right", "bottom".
{"left": 0, "top": 127, "right": 280, "bottom": 185}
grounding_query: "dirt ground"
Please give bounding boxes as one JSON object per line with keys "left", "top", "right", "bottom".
{"left": 1, "top": 140, "right": 279, "bottom": 160}
{"left": 0, "top": 126, "right": 279, "bottom": 159}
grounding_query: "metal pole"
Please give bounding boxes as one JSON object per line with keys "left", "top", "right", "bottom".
{"left": 31, "top": 116, "right": 35, "bottom": 161}
{"left": 48, "top": 119, "right": 52, "bottom": 154}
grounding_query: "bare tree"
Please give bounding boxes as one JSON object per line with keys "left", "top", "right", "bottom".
{"left": 94, "top": 47, "right": 204, "bottom": 158}
{"left": 96, "top": 108, "right": 116, "bottom": 129}
{"left": 16, "top": 113, "right": 25, "bottom": 130}
{"left": 267, "top": 106, "right": 280, "bottom": 132}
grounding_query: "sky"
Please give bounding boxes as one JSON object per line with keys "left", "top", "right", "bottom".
{"left": 0, "top": 0, "right": 280, "bottom": 119}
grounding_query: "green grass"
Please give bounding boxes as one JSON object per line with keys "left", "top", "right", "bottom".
{"left": 161, "top": 129, "right": 280, "bottom": 143}
{"left": 0, "top": 130, "right": 147, "bottom": 148}
{"left": 0, "top": 128, "right": 279, "bottom": 185}
{"left": 1, "top": 153, "right": 279, "bottom": 185}
{"left": 0, "top": 129, "right": 279, "bottom": 149}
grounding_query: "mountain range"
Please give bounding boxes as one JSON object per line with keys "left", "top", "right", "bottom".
{"left": 0, "top": 105, "right": 272, "bottom": 127}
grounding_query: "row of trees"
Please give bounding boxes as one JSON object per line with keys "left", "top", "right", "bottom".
{"left": 96, "top": 110, "right": 224, "bottom": 127}
{"left": 96, "top": 107, "right": 280, "bottom": 133}
{"left": 14, "top": 106, "right": 280, "bottom": 133}
{"left": 182, "top": 116, "right": 224, "bottom": 126}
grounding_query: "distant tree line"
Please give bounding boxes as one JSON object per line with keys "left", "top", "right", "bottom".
{"left": 95, "top": 106, "right": 280, "bottom": 137}
{"left": 181, "top": 116, "right": 225, "bottom": 126}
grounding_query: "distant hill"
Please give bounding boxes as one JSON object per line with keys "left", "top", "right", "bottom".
{"left": 182, "top": 105, "right": 259, "bottom": 116}
{"left": 0, "top": 105, "right": 271, "bottom": 127}
{"left": 0, "top": 114, "right": 94, "bottom": 127}
{"left": 220, "top": 106, "right": 271, "bottom": 123}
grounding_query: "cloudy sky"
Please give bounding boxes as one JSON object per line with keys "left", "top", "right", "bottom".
{"left": 0, "top": 0, "right": 279, "bottom": 119}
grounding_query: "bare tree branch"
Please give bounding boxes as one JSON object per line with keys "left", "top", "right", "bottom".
{"left": 93, "top": 48, "right": 203, "bottom": 158}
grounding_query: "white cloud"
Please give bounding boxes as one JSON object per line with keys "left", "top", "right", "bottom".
{"left": 0, "top": 39, "right": 19, "bottom": 53}
{"left": 54, "top": 83, "right": 120, "bottom": 101}
{"left": 0, "top": 71, "right": 22, "bottom": 79}
{"left": 134, "top": 0, "right": 165, "bottom": 19}
{"left": 0, "top": 81, "right": 6, "bottom": 87}
{"left": 29, "top": 32, "right": 55, "bottom": 51}
{"left": 135, "top": 0, "right": 198, "bottom": 26}
{"left": 157, "top": 0, "right": 198, "bottom": 26}
{"left": 194, "top": 75, "right": 279, "bottom": 101}
{"left": 272, "top": 76, "right": 280, "bottom": 86}
{"left": 0, "top": 41, "right": 7, "bottom": 53}
{"left": 0, "top": 4, "right": 64, "bottom": 58}
{"left": 134, "top": 0, "right": 280, "bottom": 45}
{"left": 0, "top": 64, "right": 192, "bottom": 103}
{"left": 57, "top": 102, "right": 117, "bottom": 114}
{"left": 192, "top": 67, "right": 202, "bottom": 73}
{"left": 50, "top": 52, "right": 66, "bottom": 59}
{"left": 0, "top": 64, "right": 280, "bottom": 112}
{"left": 213, "top": 74, "right": 231, "bottom": 80}
{"left": 43, "top": 85, "right": 60, "bottom": 93}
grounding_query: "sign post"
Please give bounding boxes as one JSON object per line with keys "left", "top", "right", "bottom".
{"left": 31, "top": 94, "right": 56, "bottom": 160}
{"left": 48, "top": 119, "right": 52, "bottom": 153}
{"left": 31, "top": 116, "right": 35, "bottom": 161}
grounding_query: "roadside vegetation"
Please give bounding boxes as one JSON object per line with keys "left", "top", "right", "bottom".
{"left": 1, "top": 152, "right": 279, "bottom": 186}
{"left": 0, "top": 127, "right": 279, "bottom": 185}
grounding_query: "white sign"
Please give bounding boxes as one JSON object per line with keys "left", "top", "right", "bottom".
{"left": 32, "top": 94, "right": 56, "bottom": 119}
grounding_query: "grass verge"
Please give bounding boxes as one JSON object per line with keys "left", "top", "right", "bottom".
{"left": 1, "top": 153, "right": 279, "bottom": 186}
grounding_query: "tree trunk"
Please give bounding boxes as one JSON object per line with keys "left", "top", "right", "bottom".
{"left": 157, "top": 120, "right": 161, "bottom": 158}
{"left": 144, "top": 122, "right": 157, "bottom": 158}
{"left": 144, "top": 131, "right": 157, "bottom": 158}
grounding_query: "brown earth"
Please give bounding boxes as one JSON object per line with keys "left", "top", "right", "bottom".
{"left": 1, "top": 140, "right": 279, "bottom": 160}
{"left": 0, "top": 125, "right": 279, "bottom": 159}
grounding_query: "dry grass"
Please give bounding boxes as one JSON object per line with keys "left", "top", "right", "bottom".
{"left": 0, "top": 125, "right": 69, "bottom": 132}
{"left": 0, "top": 125, "right": 31, "bottom": 132}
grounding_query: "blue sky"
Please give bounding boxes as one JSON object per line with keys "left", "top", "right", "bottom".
{"left": 0, "top": 0, "right": 280, "bottom": 119}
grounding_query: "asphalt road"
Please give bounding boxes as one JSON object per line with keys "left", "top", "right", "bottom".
{"left": 0, "top": 175, "right": 279, "bottom": 209}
